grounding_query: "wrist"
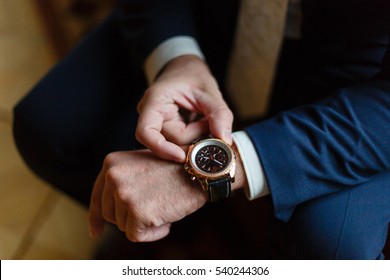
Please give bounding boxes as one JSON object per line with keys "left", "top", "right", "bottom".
{"left": 144, "top": 36, "right": 205, "bottom": 84}
{"left": 157, "top": 54, "right": 211, "bottom": 81}
{"left": 231, "top": 142, "right": 248, "bottom": 192}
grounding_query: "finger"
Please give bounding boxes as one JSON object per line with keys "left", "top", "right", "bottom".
{"left": 139, "top": 224, "right": 171, "bottom": 242}
{"left": 126, "top": 217, "right": 172, "bottom": 242}
{"left": 136, "top": 109, "right": 186, "bottom": 162}
{"left": 136, "top": 88, "right": 155, "bottom": 114}
{"left": 208, "top": 106, "right": 234, "bottom": 144}
{"left": 101, "top": 184, "right": 116, "bottom": 225}
{"left": 162, "top": 118, "right": 209, "bottom": 145}
{"left": 115, "top": 201, "right": 128, "bottom": 232}
{"left": 197, "top": 93, "right": 234, "bottom": 144}
{"left": 88, "top": 170, "right": 106, "bottom": 239}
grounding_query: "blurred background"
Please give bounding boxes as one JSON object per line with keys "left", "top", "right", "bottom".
{"left": 0, "top": 0, "right": 114, "bottom": 259}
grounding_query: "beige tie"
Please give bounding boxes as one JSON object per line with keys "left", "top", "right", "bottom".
{"left": 226, "top": 0, "right": 289, "bottom": 120}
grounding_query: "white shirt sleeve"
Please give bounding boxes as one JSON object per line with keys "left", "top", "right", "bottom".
{"left": 144, "top": 36, "right": 205, "bottom": 84}
{"left": 233, "top": 131, "right": 270, "bottom": 200}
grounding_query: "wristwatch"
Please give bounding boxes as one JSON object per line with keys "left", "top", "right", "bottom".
{"left": 184, "top": 138, "right": 236, "bottom": 202}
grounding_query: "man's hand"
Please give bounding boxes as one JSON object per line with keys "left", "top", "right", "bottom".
{"left": 136, "top": 55, "right": 234, "bottom": 163}
{"left": 88, "top": 149, "right": 208, "bottom": 242}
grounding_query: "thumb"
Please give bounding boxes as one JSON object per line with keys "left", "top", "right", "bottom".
{"left": 209, "top": 106, "right": 234, "bottom": 144}
{"left": 199, "top": 94, "right": 234, "bottom": 144}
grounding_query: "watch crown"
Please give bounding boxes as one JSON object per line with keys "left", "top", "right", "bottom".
{"left": 191, "top": 176, "right": 196, "bottom": 181}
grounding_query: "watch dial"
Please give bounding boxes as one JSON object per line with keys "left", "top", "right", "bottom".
{"left": 195, "top": 145, "right": 229, "bottom": 173}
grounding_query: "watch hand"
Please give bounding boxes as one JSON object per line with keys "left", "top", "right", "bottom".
{"left": 213, "top": 159, "right": 223, "bottom": 166}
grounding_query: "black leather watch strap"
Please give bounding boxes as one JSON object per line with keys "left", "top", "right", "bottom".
{"left": 208, "top": 178, "right": 231, "bottom": 202}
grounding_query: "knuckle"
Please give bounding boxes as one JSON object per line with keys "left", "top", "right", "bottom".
{"left": 105, "top": 165, "right": 118, "bottom": 180}
{"left": 105, "top": 166, "right": 123, "bottom": 190}
{"left": 226, "top": 108, "right": 234, "bottom": 120}
{"left": 211, "top": 106, "right": 233, "bottom": 120}
{"left": 126, "top": 228, "right": 147, "bottom": 243}
{"left": 115, "top": 188, "right": 135, "bottom": 207}
{"left": 103, "top": 152, "right": 119, "bottom": 168}
{"left": 220, "top": 106, "right": 234, "bottom": 120}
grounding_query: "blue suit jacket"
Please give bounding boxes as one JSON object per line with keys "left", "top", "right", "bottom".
{"left": 117, "top": 0, "right": 390, "bottom": 221}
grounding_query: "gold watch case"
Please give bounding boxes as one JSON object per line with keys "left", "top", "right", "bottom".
{"left": 184, "top": 138, "right": 236, "bottom": 191}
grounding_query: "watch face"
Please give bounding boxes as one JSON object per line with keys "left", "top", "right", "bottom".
{"left": 187, "top": 138, "right": 235, "bottom": 178}
{"left": 194, "top": 145, "right": 229, "bottom": 173}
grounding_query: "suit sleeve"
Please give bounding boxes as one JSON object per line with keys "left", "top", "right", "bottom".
{"left": 245, "top": 48, "right": 390, "bottom": 221}
{"left": 115, "top": 0, "right": 196, "bottom": 70}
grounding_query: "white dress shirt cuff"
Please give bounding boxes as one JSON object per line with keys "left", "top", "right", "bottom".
{"left": 144, "top": 36, "right": 205, "bottom": 84}
{"left": 233, "top": 131, "right": 270, "bottom": 200}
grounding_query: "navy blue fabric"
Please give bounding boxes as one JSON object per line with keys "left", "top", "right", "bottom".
{"left": 116, "top": 0, "right": 197, "bottom": 69}
{"left": 243, "top": 1, "right": 390, "bottom": 258}
{"left": 287, "top": 171, "right": 390, "bottom": 259}
{"left": 245, "top": 0, "right": 390, "bottom": 222}
{"left": 12, "top": 0, "right": 390, "bottom": 259}
{"left": 247, "top": 80, "right": 390, "bottom": 222}
{"left": 117, "top": 0, "right": 239, "bottom": 82}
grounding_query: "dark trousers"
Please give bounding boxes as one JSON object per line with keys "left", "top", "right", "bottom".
{"left": 13, "top": 13, "right": 389, "bottom": 259}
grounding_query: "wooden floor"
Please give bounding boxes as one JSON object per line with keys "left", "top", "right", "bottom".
{"left": 0, "top": 0, "right": 98, "bottom": 259}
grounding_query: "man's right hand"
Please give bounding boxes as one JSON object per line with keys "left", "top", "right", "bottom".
{"left": 136, "top": 55, "right": 234, "bottom": 163}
